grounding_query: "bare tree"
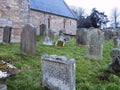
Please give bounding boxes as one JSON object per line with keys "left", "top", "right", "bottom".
{"left": 69, "top": 6, "right": 85, "bottom": 19}
{"left": 70, "top": 6, "right": 88, "bottom": 28}
{"left": 110, "top": 8, "right": 120, "bottom": 28}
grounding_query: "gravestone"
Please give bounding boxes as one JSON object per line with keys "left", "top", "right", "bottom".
{"left": 40, "top": 24, "right": 46, "bottom": 36}
{"left": 43, "top": 28, "right": 54, "bottom": 46}
{"left": 20, "top": 24, "right": 36, "bottom": 56}
{"left": 3, "top": 26, "right": 12, "bottom": 44}
{"left": 76, "top": 28, "right": 88, "bottom": 45}
{"left": 41, "top": 54, "right": 76, "bottom": 90}
{"left": 109, "top": 48, "right": 120, "bottom": 73}
{"left": 86, "top": 28, "right": 104, "bottom": 60}
{"left": 113, "top": 36, "right": 120, "bottom": 48}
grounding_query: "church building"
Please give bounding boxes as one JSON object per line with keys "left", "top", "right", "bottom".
{"left": 0, "top": 0, "right": 77, "bottom": 42}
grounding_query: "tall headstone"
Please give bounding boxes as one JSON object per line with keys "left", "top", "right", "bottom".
{"left": 109, "top": 48, "right": 120, "bottom": 73}
{"left": 86, "top": 28, "right": 104, "bottom": 60}
{"left": 20, "top": 24, "right": 36, "bottom": 56}
{"left": 76, "top": 28, "right": 88, "bottom": 45}
{"left": 43, "top": 28, "right": 54, "bottom": 46}
{"left": 41, "top": 54, "right": 76, "bottom": 90}
{"left": 3, "top": 26, "right": 12, "bottom": 44}
{"left": 40, "top": 24, "right": 46, "bottom": 36}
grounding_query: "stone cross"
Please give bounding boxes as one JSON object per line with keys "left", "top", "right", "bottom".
{"left": 55, "top": 29, "right": 66, "bottom": 46}
{"left": 109, "top": 48, "right": 120, "bottom": 73}
{"left": 41, "top": 54, "right": 76, "bottom": 90}
{"left": 86, "top": 28, "right": 104, "bottom": 60}
{"left": 20, "top": 24, "right": 36, "bottom": 56}
{"left": 43, "top": 28, "right": 54, "bottom": 46}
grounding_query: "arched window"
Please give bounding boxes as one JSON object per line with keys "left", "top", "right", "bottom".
{"left": 63, "top": 19, "right": 66, "bottom": 29}
{"left": 48, "top": 18, "right": 50, "bottom": 28}
{"left": 70, "top": 20, "right": 71, "bottom": 25}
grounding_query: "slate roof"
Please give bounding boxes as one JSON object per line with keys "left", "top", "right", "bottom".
{"left": 30, "top": 0, "right": 76, "bottom": 19}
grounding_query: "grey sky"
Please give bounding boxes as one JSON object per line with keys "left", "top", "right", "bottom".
{"left": 64, "top": 0, "right": 120, "bottom": 18}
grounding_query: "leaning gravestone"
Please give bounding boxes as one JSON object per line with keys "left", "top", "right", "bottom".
{"left": 109, "top": 48, "right": 120, "bottom": 73}
{"left": 41, "top": 54, "right": 76, "bottom": 90}
{"left": 40, "top": 24, "right": 46, "bottom": 36}
{"left": 3, "top": 26, "right": 12, "bottom": 44}
{"left": 76, "top": 28, "right": 88, "bottom": 45}
{"left": 43, "top": 28, "right": 54, "bottom": 46}
{"left": 86, "top": 28, "right": 104, "bottom": 60}
{"left": 20, "top": 24, "right": 36, "bottom": 56}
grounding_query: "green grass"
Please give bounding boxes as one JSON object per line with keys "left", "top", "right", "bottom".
{"left": 0, "top": 36, "right": 120, "bottom": 90}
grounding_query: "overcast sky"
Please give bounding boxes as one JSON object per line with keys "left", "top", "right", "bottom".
{"left": 64, "top": 0, "right": 120, "bottom": 18}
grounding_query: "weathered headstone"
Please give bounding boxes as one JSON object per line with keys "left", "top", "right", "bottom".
{"left": 86, "top": 28, "right": 104, "bottom": 60}
{"left": 113, "top": 36, "right": 120, "bottom": 48}
{"left": 40, "top": 24, "right": 46, "bottom": 36}
{"left": 20, "top": 24, "right": 36, "bottom": 56}
{"left": 43, "top": 28, "right": 54, "bottom": 46}
{"left": 109, "top": 48, "right": 120, "bottom": 73}
{"left": 3, "top": 26, "right": 12, "bottom": 44}
{"left": 76, "top": 28, "right": 88, "bottom": 45}
{"left": 41, "top": 54, "right": 76, "bottom": 90}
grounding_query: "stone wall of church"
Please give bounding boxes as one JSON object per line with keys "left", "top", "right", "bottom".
{"left": 30, "top": 10, "right": 77, "bottom": 35}
{"left": 0, "top": 0, "right": 77, "bottom": 42}
{"left": 0, "top": 0, "right": 29, "bottom": 42}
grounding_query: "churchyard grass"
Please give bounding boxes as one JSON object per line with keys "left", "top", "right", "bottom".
{"left": 0, "top": 36, "right": 120, "bottom": 90}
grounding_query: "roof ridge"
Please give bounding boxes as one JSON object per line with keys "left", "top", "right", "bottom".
{"left": 30, "top": 0, "right": 77, "bottom": 19}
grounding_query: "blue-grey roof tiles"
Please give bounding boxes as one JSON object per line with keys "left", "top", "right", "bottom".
{"left": 30, "top": 0, "right": 76, "bottom": 19}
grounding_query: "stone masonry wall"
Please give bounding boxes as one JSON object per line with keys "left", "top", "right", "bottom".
{"left": 0, "top": 0, "right": 77, "bottom": 42}
{"left": 30, "top": 10, "right": 77, "bottom": 35}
